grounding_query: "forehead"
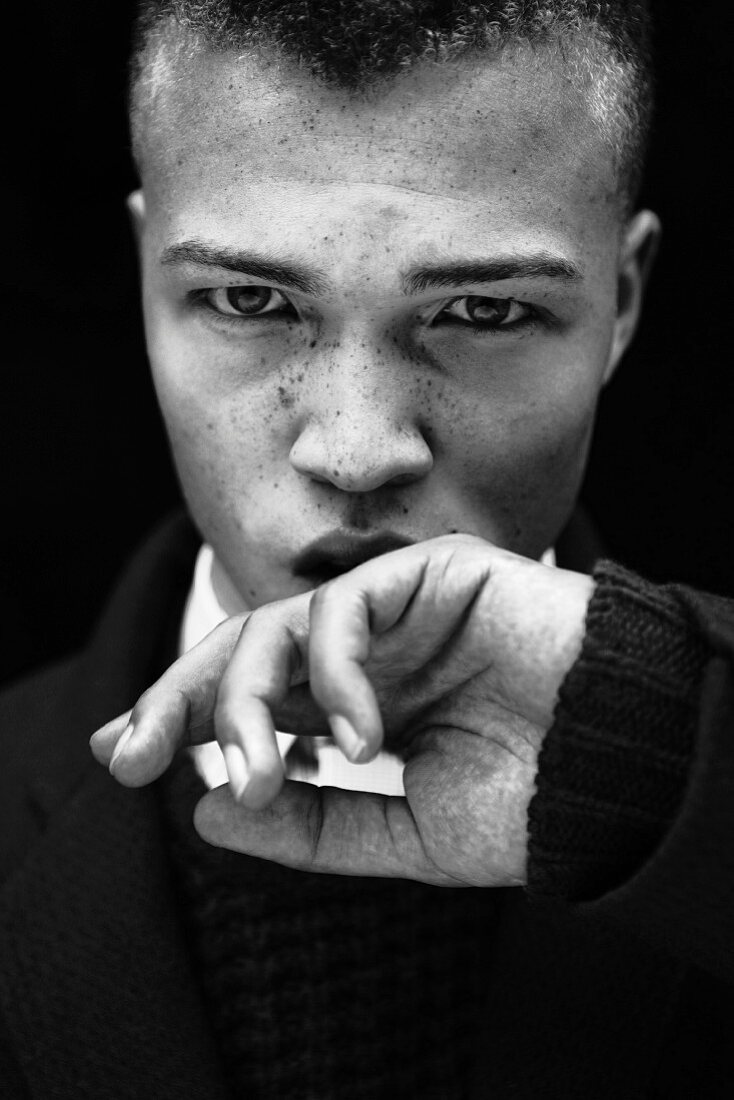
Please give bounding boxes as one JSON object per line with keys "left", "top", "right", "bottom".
{"left": 141, "top": 44, "right": 619, "bottom": 249}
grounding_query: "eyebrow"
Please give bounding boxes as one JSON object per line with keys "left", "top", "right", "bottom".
{"left": 160, "top": 240, "right": 330, "bottom": 295}
{"left": 160, "top": 239, "right": 582, "bottom": 296}
{"left": 401, "top": 254, "right": 582, "bottom": 294}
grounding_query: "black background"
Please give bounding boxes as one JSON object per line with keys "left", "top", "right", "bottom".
{"left": 2, "top": 1, "right": 732, "bottom": 685}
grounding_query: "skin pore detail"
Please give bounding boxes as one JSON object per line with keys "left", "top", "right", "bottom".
{"left": 129, "top": 39, "right": 658, "bottom": 613}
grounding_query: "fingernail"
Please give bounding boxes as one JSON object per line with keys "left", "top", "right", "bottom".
{"left": 223, "top": 744, "right": 249, "bottom": 801}
{"left": 329, "top": 714, "right": 368, "bottom": 763}
{"left": 109, "top": 723, "right": 135, "bottom": 770}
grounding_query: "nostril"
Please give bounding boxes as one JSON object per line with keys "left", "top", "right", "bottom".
{"left": 387, "top": 471, "right": 423, "bottom": 487}
{"left": 289, "top": 422, "right": 433, "bottom": 491}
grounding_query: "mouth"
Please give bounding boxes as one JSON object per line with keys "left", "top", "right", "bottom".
{"left": 292, "top": 531, "right": 415, "bottom": 584}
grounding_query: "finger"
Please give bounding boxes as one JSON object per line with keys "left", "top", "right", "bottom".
{"left": 194, "top": 781, "right": 460, "bottom": 886}
{"left": 90, "top": 615, "right": 247, "bottom": 786}
{"left": 214, "top": 605, "right": 309, "bottom": 809}
{"left": 89, "top": 709, "right": 132, "bottom": 764}
{"left": 307, "top": 554, "right": 429, "bottom": 759}
{"left": 308, "top": 541, "right": 484, "bottom": 758}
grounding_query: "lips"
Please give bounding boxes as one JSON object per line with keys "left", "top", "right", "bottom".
{"left": 293, "top": 531, "right": 415, "bottom": 582}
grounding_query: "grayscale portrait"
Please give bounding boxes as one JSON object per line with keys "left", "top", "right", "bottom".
{"left": 1, "top": 3, "right": 732, "bottom": 1097}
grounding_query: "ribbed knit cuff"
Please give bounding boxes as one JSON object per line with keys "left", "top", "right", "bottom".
{"left": 526, "top": 561, "right": 710, "bottom": 903}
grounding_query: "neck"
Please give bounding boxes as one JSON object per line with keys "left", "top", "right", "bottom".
{"left": 211, "top": 555, "right": 249, "bottom": 616}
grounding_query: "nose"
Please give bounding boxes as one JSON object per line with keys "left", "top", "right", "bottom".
{"left": 288, "top": 344, "right": 434, "bottom": 493}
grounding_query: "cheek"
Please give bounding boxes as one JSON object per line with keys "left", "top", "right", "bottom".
{"left": 147, "top": 308, "right": 297, "bottom": 469}
{"left": 501, "top": 409, "right": 592, "bottom": 502}
{"left": 447, "top": 386, "right": 599, "bottom": 553}
{"left": 148, "top": 341, "right": 286, "bottom": 528}
{"left": 161, "top": 390, "right": 281, "bottom": 494}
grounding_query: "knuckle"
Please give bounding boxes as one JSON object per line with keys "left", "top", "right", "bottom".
{"left": 239, "top": 603, "right": 293, "bottom": 652}
{"left": 238, "top": 605, "right": 267, "bottom": 636}
{"left": 206, "top": 611, "right": 249, "bottom": 648}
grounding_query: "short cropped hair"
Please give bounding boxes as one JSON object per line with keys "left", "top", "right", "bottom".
{"left": 129, "top": 0, "right": 653, "bottom": 212}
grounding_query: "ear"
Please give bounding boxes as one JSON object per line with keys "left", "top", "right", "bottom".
{"left": 603, "top": 209, "right": 661, "bottom": 384}
{"left": 126, "top": 189, "right": 146, "bottom": 258}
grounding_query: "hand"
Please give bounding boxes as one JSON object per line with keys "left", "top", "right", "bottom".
{"left": 90, "top": 534, "right": 594, "bottom": 887}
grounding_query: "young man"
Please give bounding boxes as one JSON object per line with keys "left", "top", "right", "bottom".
{"left": 2, "top": 2, "right": 733, "bottom": 1097}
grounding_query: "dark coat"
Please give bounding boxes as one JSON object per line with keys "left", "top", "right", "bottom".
{"left": 1, "top": 513, "right": 733, "bottom": 1098}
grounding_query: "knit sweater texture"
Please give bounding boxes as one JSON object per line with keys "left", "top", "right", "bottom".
{"left": 528, "top": 561, "right": 709, "bottom": 902}
{"left": 163, "top": 755, "right": 499, "bottom": 1100}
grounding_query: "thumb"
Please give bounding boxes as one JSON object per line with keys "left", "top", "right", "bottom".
{"left": 193, "top": 781, "right": 454, "bottom": 885}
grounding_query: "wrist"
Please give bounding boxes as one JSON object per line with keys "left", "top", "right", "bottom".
{"left": 485, "top": 554, "right": 596, "bottom": 730}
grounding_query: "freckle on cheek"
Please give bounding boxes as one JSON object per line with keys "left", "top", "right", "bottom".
{"left": 277, "top": 385, "right": 295, "bottom": 409}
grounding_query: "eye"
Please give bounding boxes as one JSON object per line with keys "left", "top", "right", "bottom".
{"left": 437, "top": 295, "right": 531, "bottom": 329}
{"left": 204, "top": 285, "right": 293, "bottom": 317}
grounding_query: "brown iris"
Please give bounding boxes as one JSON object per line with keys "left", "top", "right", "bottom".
{"left": 225, "top": 286, "right": 274, "bottom": 314}
{"left": 463, "top": 296, "right": 512, "bottom": 324}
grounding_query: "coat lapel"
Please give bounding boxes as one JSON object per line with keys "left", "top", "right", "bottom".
{"left": 0, "top": 767, "right": 230, "bottom": 1099}
{"left": 0, "top": 513, "right": 231, "bottom": 1098}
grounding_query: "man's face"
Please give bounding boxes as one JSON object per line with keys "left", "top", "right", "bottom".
{"left": 131, "top": 45, "right": 656, "bottom": 609}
